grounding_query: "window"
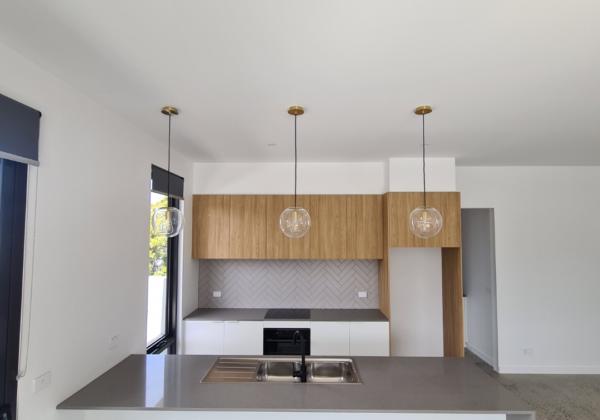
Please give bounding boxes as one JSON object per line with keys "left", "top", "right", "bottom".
{"left": 146, "top": 166, "right": 183, "bottom": 354}
{"left": 0, "top": 159, "right": 28, "bottom": 420}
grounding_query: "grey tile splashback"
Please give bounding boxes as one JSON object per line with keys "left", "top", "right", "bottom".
{"left": 198, "top": 260, "right": 379, "bottom": 309}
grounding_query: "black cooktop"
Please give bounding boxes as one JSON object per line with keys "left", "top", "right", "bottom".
{"left": 264, "top": 309, "right": 311, "bottom": 320}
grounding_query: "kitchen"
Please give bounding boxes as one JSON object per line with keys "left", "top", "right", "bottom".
{"left": 2, "top": 2, "right": 600, "bottom": 420}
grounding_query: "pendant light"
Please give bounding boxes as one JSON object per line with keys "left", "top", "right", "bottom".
{"left": 152, "top": 106, "right": 184, "bottom": 238}
{"left": 279, "top": 105, "right": 311, "bottom": 239}
{"left": 409, "top": 105, "right": 443, "bottom": 239}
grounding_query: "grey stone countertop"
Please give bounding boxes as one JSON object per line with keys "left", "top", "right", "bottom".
{"left": 184, "top": 308, "right": 389, "bottom": 322}
{"left": 57, "top": 354, "right": 533, "bottom": 416}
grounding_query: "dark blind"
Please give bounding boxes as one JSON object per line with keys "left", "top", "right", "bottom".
{"left": 0, "top": 93, "right": 41, "bottom": 165}
{"left": 151, "top": 165, "right": 184, "bottom": 200}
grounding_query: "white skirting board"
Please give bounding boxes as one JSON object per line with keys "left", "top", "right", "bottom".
{"left": 499, "top": 364, "right": 600, "bottom": 374}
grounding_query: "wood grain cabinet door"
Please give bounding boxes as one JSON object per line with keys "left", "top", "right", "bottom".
{"left": 229, "top": 195, "right": 267, "bottom": 258}
{"left": 309, "top": 195, "right": 348, "bottom": 259}
{"left": 346, "top": 195, "right": 384, "bottom": 259}
{"left": 265, "top": 195, "right": 311, "bottom": 259}
{"left": 387, "top": 192, "right": 461, "bottom": 248}
{"left": 192, "top": 195, "right": 231, "bottom": 259}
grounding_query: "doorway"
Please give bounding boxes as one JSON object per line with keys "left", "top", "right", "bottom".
{"left": 461, "top": 208, "right": 499, "bottom": 371}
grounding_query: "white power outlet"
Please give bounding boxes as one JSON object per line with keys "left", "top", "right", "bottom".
{"left": 33, "top": 371, "right": 52, "bottom": 393}
{"left": 358, "top": 291, "right": 368, "bottom": 298}
{"left": 212, "top": 290, "right": 222, "bottom": 298}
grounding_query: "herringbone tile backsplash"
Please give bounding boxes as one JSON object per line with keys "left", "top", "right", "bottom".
{"left": 198, "top": 260, "right": 379, "bottom": 309}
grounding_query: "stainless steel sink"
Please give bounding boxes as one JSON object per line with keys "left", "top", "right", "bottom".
{"left": 203, "top": 357, "right": 361, "bottom": 384}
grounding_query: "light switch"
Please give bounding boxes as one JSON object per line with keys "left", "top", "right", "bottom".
{"left": 358, "top": 291, "right": 368, "bottom": 298}
{"left": 212, "top": 290, "right": 222, "bottom": 298}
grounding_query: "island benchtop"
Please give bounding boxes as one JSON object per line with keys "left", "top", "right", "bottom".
{"left": 57, "top": 355, "right": 533, "bottom": 417}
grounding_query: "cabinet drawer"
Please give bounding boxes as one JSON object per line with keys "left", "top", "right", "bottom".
{"left": 349, "top": 322, "right": 389, "bottom": 356}
{"left": 183, "top": 321, "right": 224, "bottom": 355}
{"left": 310, "top": 322, "right": 350, "bottom": 356}
{"left": 223, "top": 321, "right": 263, "bottom": 355}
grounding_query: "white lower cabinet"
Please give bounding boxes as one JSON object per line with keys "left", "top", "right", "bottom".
{"left": 183, "top": 320, "right": 224, "bottom": 355}
{"left": 183, "top": 319, "right": 389, "bottom": 357}
{"left": 224, "top": 321, "right": 263, "bottom": 355}
{"left": 349, "top": 322, "right": 390, "bottom": 356}
{"left": 184, "top": 320, "right": 263, "bottom": 355}
{"left": 310, "top": 322, "right": 350, "bottom": 356}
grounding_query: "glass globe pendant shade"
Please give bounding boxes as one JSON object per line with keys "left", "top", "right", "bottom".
{"left": 152, "top": 206, "right": 184, "bottom": 238}
{"left": 409, "top": 206, "right": 443, "bottom": 239}
{"left": 279, "top": 207, "right": 311, "bottom": 238}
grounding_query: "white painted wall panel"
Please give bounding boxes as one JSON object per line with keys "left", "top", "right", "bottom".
{"left": 0, "top": 41, "right": 197, "bottom": 420}
{"left": 388, "top": 157, "right": 456, "bottom": 192}
{"left": 193, "top": 162, "right": 386, "bottom": 194}
{"left": 458, "top": 166, "right": 600, "bottom": 373}
{"left": 389, "top": 248, "right": 444, "bottom": 357}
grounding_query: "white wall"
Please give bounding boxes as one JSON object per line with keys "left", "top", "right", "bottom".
{"left": 461, "top": 209, "right": 498, "bottom": 369}
{"left": 193, "top": 162, "right": 386, "bottom": 194}
{"left": 193, "top": 159, "right": 457, "bottom": 195}
{"left": 388, "top": 248, "right": 444, "bottom": 357}
{"left": 0, "top": 41, "right": 197, "bottom": 420}
{"left": 458, "top": 166, "right": 600, "bottom": 373}
{"left": 388, "top": 158, "right": 456, "bottom": 192}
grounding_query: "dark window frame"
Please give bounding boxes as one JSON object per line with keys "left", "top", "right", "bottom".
{"left": 147, "top": 165, "right": 183, "bottom": 355}
{"left": 0, "top": 159, "right": 28, "bottom": 420}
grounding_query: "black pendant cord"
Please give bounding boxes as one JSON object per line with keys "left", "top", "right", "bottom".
{"left": 167, "top": 114, "right": 171, "bottom": 202}
{"left": 294, "top": 114, "right": 298, "bottom": 208}
{"left": 422, "top": 113, "right": 427, "bottom": 209}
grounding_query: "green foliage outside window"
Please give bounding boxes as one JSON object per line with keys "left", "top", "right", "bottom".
{"left": 149, "top": 196, "right": 168, "bottom": 276}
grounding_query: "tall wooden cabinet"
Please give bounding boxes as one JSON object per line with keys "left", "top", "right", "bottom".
{"left": 378, "top": 192, "right": 464, "bottom": 357}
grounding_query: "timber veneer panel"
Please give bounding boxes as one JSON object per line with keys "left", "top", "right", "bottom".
{"left": 378, "top": 194, "right": 391, "bottom": 318}
{"left": 192, "top": 195, "right": 231, "bottom": 259}
{"left": 229, "top": 195, "right": 267, "bottom": 259}
{"left": 441, "top": 247, "right": 464, "bottom": 357}
{"left": 387, "top": 192, "right": 461, "bottom": 248}
{"left": 308, "top": 195, "right": 348, "bottom": 259}
{"left": 265, "top": 195, "right": 312, "bottom": 259}
{"left": 346, "top": 195, "right": 384, "bottom": 259}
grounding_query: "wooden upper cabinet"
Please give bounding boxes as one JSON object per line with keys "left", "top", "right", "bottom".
{"left": 192, "top": 194, "right": 385, "bottom": 260}
{"left": 386, "top": 192, "right": 461, "bottom": 248}
{"left": 309, "top": 195, "right": 348, "bottom": 259}
{"left": 229, "top": 195, "right": 267, "bottom": 258}
{"left": 346, "top": 195, "right": 384, "bottom": 259}
{"left": 265, "top": 195, "right": 312, "bottom": 259}
{"left": 192, "top": 195, "right": 231, "bottom": 259}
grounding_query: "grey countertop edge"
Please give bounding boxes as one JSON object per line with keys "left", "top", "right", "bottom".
{"left": 56, "top": 355, "right": 533, "bottom": 415}
{"left": 58, "top": 406, "right": 535, "bottom": 415}
{"left": 184, "top": 308, "right": 389, "bottom": 322}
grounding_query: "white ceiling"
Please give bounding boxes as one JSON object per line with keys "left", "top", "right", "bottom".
{"left": 1, "top": 1, "right": 599, "bottom": 165}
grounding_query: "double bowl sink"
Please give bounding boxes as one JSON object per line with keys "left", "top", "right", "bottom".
{"left": 202, "top": 357, "right": 361, "bottom": 384}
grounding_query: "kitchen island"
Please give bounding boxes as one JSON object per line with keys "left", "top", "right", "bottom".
{"left": 57, "top": 355, "right": 534, "bottom": 420}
